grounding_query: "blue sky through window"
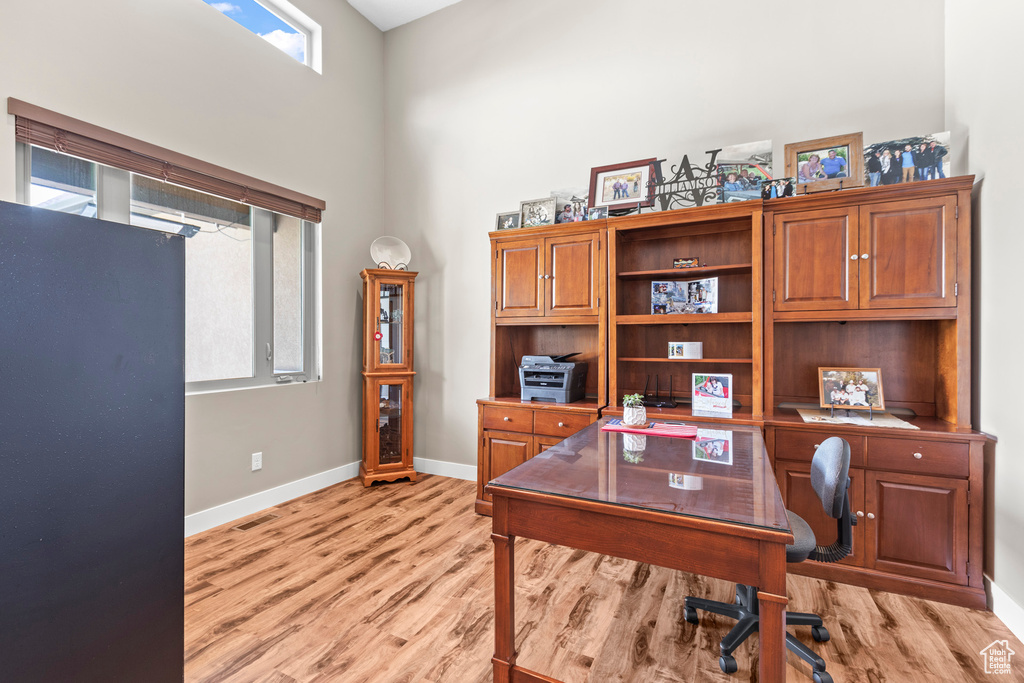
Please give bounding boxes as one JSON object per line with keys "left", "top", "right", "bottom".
{"left": 205, "top": 0, "right": 306, "bottom": 64}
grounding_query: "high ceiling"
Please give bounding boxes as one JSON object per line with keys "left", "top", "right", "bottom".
{"left": 346, "top": 0, "right": 464, "bottom": 32}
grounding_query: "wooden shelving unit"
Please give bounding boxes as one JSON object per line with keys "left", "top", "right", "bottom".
{"left": 608, "top": 203, "right": 762, "bottom": 421}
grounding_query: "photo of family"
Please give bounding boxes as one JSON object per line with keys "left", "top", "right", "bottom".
{"left": 818, "top": 367, "right": 885, "bottom": 411}
{"left": 863, "top": 131, "right": 950, "bottom": 187}
{"left": 716, "top": 140, "right": 773, "bottom": 203}
{"left": 601, "top": 172, "right": 643, "bottom": 204}
{"left": 519, "top": 197, "right": 556, "bottom": 227}
{"left": 692, "top": 374, "right": 733, "bottom": 418}
{"left": 761, "top": 177, "right": 795, "bottom": 200}
{"left": 798, "top": 146, "right": 851, "bottom": 183}
{"left": 651, "top": 277, "right": 719, "bottom": 315}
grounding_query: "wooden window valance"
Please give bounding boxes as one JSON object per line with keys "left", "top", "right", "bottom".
{"left": 8, "top": 98, "right": 324, "bottom": 223}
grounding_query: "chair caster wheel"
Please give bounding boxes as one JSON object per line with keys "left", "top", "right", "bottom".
{"left": 812, "top": 671, "right": 833, "bottom": 683}
{"left": 719, "top": 655, "right": 738, "bottom": 674}
{"left": 683, "top": 606, "right": 698, "bottom": 624}
{"left": 812, "top": 625, "right": 830, "bottom": 642}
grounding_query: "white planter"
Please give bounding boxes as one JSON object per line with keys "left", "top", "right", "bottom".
{"left": 623, "top": 404, "right": 647, "bottom": 427}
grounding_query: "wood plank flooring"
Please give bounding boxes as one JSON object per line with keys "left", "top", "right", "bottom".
{"left": 185, "top": 475, "right": 1023, "bottom": 682}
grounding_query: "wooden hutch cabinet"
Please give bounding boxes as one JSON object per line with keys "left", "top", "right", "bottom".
{"left": 764, "top": 177, "right": 985, "bottom": 608}
{"left": 360, "top": 269, "right": 417, "bottom": 486}
{"left": 475, "top": 177, "right": 990, "bottom": 609}
{"left": 476, "top": 221, "right": 607, "bottom": 515}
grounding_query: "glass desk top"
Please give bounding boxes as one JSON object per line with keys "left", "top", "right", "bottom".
{"left": 489, "top": 418, "right": 790, "bottom": 532}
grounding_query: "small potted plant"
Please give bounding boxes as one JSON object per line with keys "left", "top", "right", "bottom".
{"left": 622, "top": 393, "right": 647, "bottom": 427}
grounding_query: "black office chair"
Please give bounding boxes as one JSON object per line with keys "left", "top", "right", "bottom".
{"left": 684, "top": 436, "right": 854, "bottom": 683}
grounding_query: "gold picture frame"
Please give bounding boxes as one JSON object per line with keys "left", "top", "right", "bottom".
{"left": 818, "top": 367, "right": 884, "bottom": 411}
{"left": 785, "top": 132, "right": 864, "bottom": 194}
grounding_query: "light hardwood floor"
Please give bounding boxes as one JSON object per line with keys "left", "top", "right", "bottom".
{"left": 185, "top": 475, "right": 1023, "bottom": 682}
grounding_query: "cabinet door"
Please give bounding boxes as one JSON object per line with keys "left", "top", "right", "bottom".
{"left": 864, "top": 471, "right": 968, "bottom": 585}
{"left": 481, "top": 430, "right": 533, "bottom": 502}
{"left": 364, "top": 376, "right": 414, "bottom": 473}
{"left": 775, "top": 461, "right": 864, "bottom": 567}
{"left": 368, "top": 276, "right": 413, "bottom": 373}
{"left": 545, "top": 232, "right": 599, "bottom": 317}
{"left": 858, "top": 197, "right": 958, "bottom": 308}
{"left": 496, "top": 238, "right": 543, "bottom": 317}
{"left": 774, "top": 208, "right": 858, "bottom": 311}
{"left": 535, "top": 435, "right": 563, "bottom": 457}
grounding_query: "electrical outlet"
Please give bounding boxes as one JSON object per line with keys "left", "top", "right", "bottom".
{"left": 252, "top": 452, "right": 263, "bottom": 471}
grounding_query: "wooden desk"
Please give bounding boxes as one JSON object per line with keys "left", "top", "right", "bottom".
{"left": 486, "top": 419, "right": 793, "bottom": 682}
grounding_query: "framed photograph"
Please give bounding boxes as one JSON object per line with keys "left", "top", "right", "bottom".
{"left": 551, "top": 188, "right": 589, "bottom": 223}
{"left": 519, "top": 197, "right": 557, "bottom": 228}
{"left": 818, "top": 367, "right": 885, "bottom": 411}
{"left": 495, "top": 211, "right": 520, "bottom": 231}
{"left": 588, "top": 206, "right": 609, "bottom": 220}
{"left": 651, "top": 278, "right": 718, "bottom": 314}
{"left": 761, "top": 177, "right": 796, "bottom": 200}
{"left": 716, "top": 139, "right": 773, "bottom": 204}
{"left": 863, "top": 131, "right": 951, "bottom": 187}
{"left": 692, "top": 374, "right": 733, "bottom": 418}
{"left": 588, "top": 158, "right": 657, "bottom": 211}
{"left": 668, "top": 341, "right": 702, "bottom": 359}
{"left": 785, "top": 132, "right": 864, "bottom": 194}
{"left": 673, "top": 257, "right": 699, "bottom": 268}
{"left": 692, "top": 428, "right": 734, "bottom": 465}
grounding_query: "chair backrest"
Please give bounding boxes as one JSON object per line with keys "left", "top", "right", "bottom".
{"left": 810, "top": 436, "right": 851, "bottom": 519}
{"left": 808, "top": 436, "right": 854, "bottom": 564}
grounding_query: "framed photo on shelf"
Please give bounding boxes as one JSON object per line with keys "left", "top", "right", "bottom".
{"left": 692, "top": 374, "right": 733, "bottom": 418}
{"left": 519, "top": 197, "right": 557, "bottom": 228}
{"left": 818, "top": 367, "right": 885, "bottom": 411}
{"left": 588, "top": 158, "right": 657, "bottom": 212}
{"left": 692, "top": 427, "right": 734, "bottom": 465}
{"left": 587, "top": 206, "right": 609, "bottom": 220}
{"left": 495, "top": 211, "right": 520, "bottom": 231}
{"left": 668, "top": 341, "right": 702, "bottom": 359}
{"left": 785, "top": 132, "right": 864, "bottom": 194}
{"left": 651, "top": 277, "right": 718, "bottom": 314}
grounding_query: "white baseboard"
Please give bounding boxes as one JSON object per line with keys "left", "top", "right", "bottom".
{"left": 987, "top": 576, "right": 1024, "bottom": 643}
{"left": 184, "top": 462, "right": 360, "bottom": 537}
{"left": 413, "top": 457, "right": 476, "bottom": 482}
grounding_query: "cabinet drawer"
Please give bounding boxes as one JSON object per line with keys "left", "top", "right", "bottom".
{"left": 867, "top": 437, "right": 969, "bottom": 478}
{"left": 775, "top": 429, "right": 865, "bottom": 467}
{"left": 482, "top": 406, "right": 534, "bottom": 432}
{"left": 534, "top": 410, "right": 591, "bottom": 438}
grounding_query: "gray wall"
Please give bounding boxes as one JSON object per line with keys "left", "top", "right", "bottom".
{"left": 0, "top": 0, "right": 385, "bottom": 515}
{"left": 946, "top": 0, "right": 1024, "bottom": 612}
{"left": 382, "top": 0, "right": 947, "bottom": 470}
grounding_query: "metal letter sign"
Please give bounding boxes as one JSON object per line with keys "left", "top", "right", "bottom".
{"left": 651, "top": 149, "right": 722, "bottom": 211}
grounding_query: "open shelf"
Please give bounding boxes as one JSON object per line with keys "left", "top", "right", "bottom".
{"left": 617, "top": 313, "right": 753, "bottom": 325}
{"left": 619, "top": 357, "right": 753, "bottom": 364}
{"left": 618, "top": 263, "right": 753, "bottom": 280}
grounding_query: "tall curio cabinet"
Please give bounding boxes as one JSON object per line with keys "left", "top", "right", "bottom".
{"left": 360, "top": 269, "right": 417, "bottom": 486}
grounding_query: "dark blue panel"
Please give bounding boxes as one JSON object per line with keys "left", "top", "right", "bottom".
{"left": 0, "top": 201, "right": 184, "bottom": 682}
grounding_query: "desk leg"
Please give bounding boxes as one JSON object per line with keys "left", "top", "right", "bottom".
{"left": 758, "top": 542, "right": 788, "bottom": 682}
{"left": 492, "top": 501, "right": 516, "bottom": 683}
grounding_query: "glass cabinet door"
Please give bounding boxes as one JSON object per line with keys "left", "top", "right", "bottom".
{"left": 376, "top": 381, "right": 405, "bottom": 466}
{"left": 376, "top": 281, "right": 406, "bottom": 368}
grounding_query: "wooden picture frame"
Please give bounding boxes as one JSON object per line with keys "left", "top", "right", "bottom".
{"left": 588, "top": 158, "right": 657, "bottom": 211}
{"left": 785, "top": 132, "right": 864, "bottom": 194}
{"left": 818, "top": 367, "right": 884, "bottom": 411}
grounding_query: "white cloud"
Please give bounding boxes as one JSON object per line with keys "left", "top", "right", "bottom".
{"left": 260, "top": 29, "right": 305, "bottom": 63}
{"left": 210, "top": 2, "right": 240, "bottom": 13}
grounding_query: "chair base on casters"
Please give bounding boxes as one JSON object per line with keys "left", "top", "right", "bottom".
{"left": 684, "top": 585, "right": 833, "bottom": 683}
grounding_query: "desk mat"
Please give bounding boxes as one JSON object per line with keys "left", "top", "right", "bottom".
{"left": 602, "top": 419, "right": 699, "bottom": 438}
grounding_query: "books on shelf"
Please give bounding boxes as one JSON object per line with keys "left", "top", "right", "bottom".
{"left": 651, "top": 277, "right": 718, "bottom": 315}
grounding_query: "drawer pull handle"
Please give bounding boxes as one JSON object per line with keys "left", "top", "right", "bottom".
{"left": 861, "top": 253, "right": 870, "bottom": 260}
{"left": 503, "top": 416, "right": 510, "bottom": 422}
{"left": 850, "top": 254, "right": 858, "bottom": 260}
{"left": 867, "top": 513, "right": 876, "bottom": 520}
{"left": 558, "top": 422, "right": 565, "bottom": 428}
{"left": 913, "top": 452, "right": 923, "bottom": 459}
{"left": 856, "top": 510, "right": 864, "bottom": 518}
